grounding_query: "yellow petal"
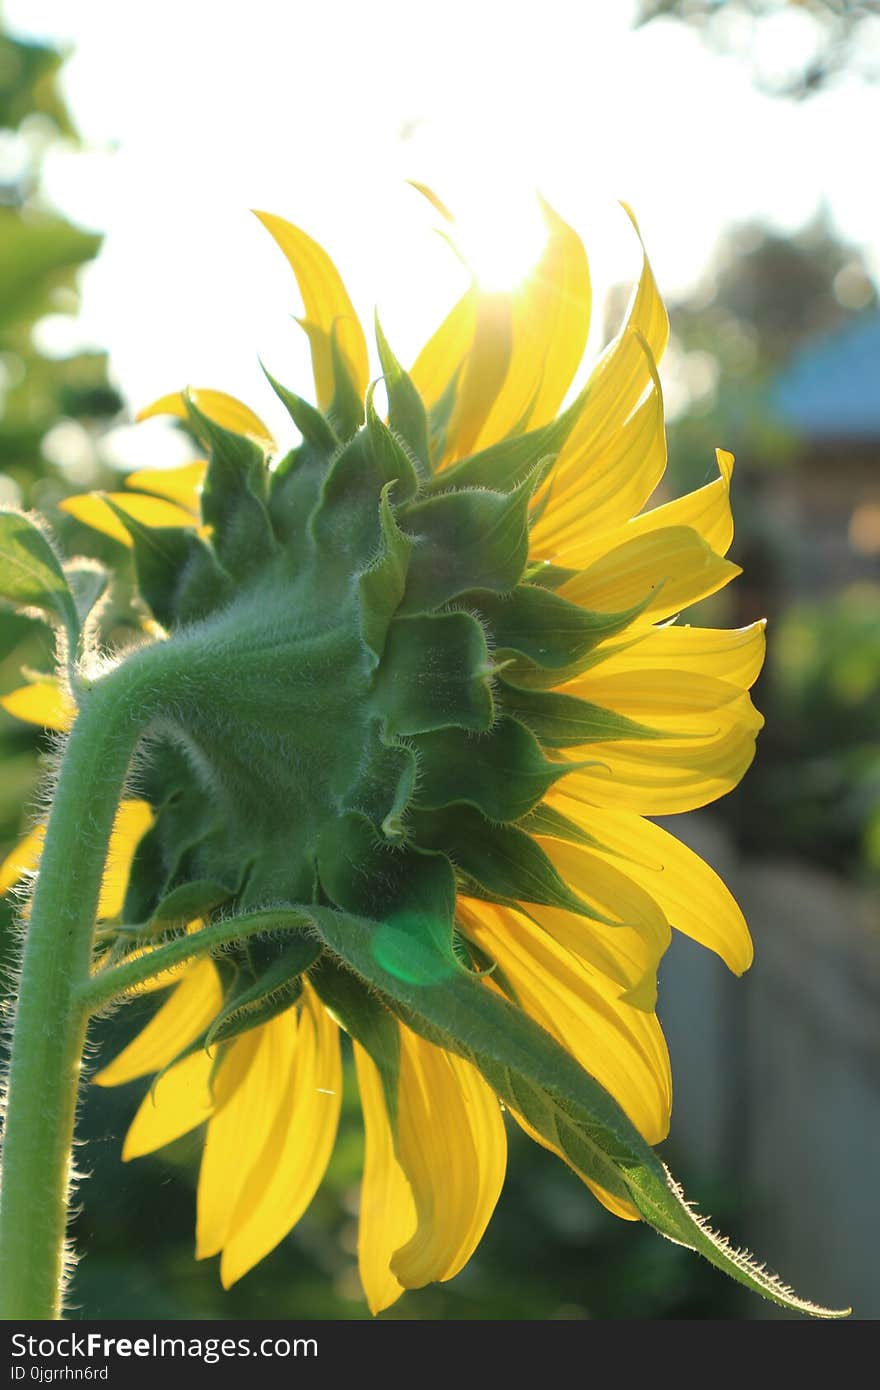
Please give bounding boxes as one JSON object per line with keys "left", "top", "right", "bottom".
{"left": 556, "top": 710, "right": 762, "bottom": 815}
{"left": 122, "top": 1049, "right": 216, "bottom": 1159}
{"left": 559, "top": 668, "right": 764, "bottom": 736}
{"left": 558, "top": 525, "right": 741, "bottom": 625}
{"left": 528, "top": 836, "right": 672, "bottom": 1009}
{"left": 0, "top": 822, "right": 44, "bottom": 895}
{"left": 458, "top": 898, "right": 671, "bottom": 1147}
{"left": 443, "top": 292, "right": 513, "bottom": 462}
{"left": 473, "top": 201, "right": 591, "bottom": 448}
{"left": 219, "top": 984, "right": 341, "bottom": 1287}
{"left": 589, "top": 620, "right": 766, "bottom": 690}
{"left": 253, "top": 211, "right": 369, "bottom": 410}
{"left": 558, "top": 449, "right": 735, "bottom": 572}
{"left": 555, "top": 211, "right": 668, "bottom": 473}
{"left": 547, "top": 796, "right": 753, "bottom": 975}
{"left": 531, "top": 342, "right": 666, "bottom": 553}
{"left": 409, "top": 287, "right": 478, "bottom": 415}
{"left": 0, "top": 797, "right": 153, "bottom": 913}
{"left": 137, "top": 388, "right": 276, "bottom": 453}
{"left": 353, "top": 1038, "right": 416, "bottom": 1315}
{"left": 126, "top": 461, "right": 207, "bottom": 513}
{"left": 59, "top": 493, "right": 196, "bottom": 547}
{"left": 94, "top": 959, "right": 223, "bottom": 1087}
{"left": 1, "top": 680, "right": 75, "bottom": 732}
{"left": 391, "top": 1027, "right": 506, "bottom": 1289}
{"left": 197, "top": 1013, "right": 298, "bottom": 1260}
{"left": 97, "top": 798, "right": 155, "bottom": 920}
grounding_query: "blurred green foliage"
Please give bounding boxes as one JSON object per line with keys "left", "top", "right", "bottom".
{"left": 661, "top": 216, "right": 880, "bottom": 885}
{"left": 0, "top": 17, "right": 126, "bottom": 878}
{"left": 742, "top": 584, "right": 880, "bottom": 881}
{"left": 634, "top": 0, "right": 880, "bottom": 99}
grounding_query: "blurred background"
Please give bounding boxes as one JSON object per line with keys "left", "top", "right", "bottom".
{"left": 0, "top": 0, "right": 877, "bottom": 1320}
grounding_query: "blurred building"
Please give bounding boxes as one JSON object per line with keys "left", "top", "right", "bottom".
{"left": 770, "top": 311, "right": 880, "bottom": 593}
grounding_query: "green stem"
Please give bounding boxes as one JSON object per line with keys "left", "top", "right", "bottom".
{"left": 0, "top": 649, "right": 165, "bottom": 1320}
{"left": 77, "top": 908, "right": 310, "bottom": 1014}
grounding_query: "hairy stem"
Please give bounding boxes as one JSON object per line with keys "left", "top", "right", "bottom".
{"left": 0, "top": 651, "right": 163, "bottom": 1319}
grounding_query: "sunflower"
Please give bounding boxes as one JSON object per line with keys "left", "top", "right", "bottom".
{"left": 1, "top": 196, "right": 821, "bottom": 1317}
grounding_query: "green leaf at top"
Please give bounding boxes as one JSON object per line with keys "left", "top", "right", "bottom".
{"left": 0, "top": 510, "right": 79, "bottom": 650}
{"left": 307, "top": 902, "right": 848, "bottom": 1319}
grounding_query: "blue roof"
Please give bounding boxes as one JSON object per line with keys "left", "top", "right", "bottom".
{"left": 772, "top": 311, "right": 880, "bottom": 440}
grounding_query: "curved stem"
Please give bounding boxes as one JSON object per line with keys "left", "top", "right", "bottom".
{"left": 0, "top": 656, "right": 158, "bottom": 1320}
{"left": 77, "top": 908, "right": 310, "bottom": 1015}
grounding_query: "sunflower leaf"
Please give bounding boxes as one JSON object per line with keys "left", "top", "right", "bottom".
{"left": 311, "top": 959, "right": 401, "bottom": 1129}
{"left": 0, "top": 510, "right": 79, "bottom": 651}
{"left": 308, "top": 903, "right": 848, "bottom": 1319}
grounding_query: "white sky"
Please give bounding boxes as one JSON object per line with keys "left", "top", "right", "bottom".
{"left": 7, "top": 0, "right": 879, "bottom": 467}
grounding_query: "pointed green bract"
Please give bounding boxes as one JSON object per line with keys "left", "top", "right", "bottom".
{"left": 473, "top": 586, "right": 648, "bottom": 670}
{"left": 374, "top": 611, "right": 494, "bottom": 735}
{"left": 375, "top": 315, "right": 430, "bottom": 476}
{"left": 501, "top": 684, "right": 664, "bottom": 747}
{"left": 399, "top": 475, "right": 536, "bottom": 612}
{"left": 206, "top": 934, "right": 322, "bottom": 1046}
{"left": 358, "top": 484, "right": 413, "bottom": 663}
{"left": 262, "top": 364, "right": 339, "bottom": 452}
{"left": 411, "top": 805, "right": 613, "bottom": 922}
{"left": 412, "top": 717, "right": 566, "bottom": 821}
{"left": 187, "top": 401, "right": 277, "bottom": 578}
{"left": 425, "top": 380, "right": 589, "bottom": 494}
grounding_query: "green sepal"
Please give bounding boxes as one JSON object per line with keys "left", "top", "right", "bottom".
{"left": 313, "top": 425, "right": 410, "bottom": 571}
{"left": 122, "top": 745, "right": 225, "bottom": 923}
{"left": 206, "top": 933, "right": 322, "bottom": 1047}
{"left": 0, "top": 510, "right": 79, "bottom": 652}
{"left": 64, "top": 559, "right": 107, "bottom": 627}
{"left": 424, "top": 381, "right": 588, "bottom": 494}
{"left": 472, "top": 585, "right": 646, "bottom": 670}
{"left": 101, "top": 501, "right": 229, "bottom": 630}
{"left": 358, "top": 483, "right": 413, "bottom": 664}
{"left": 307, "top": 904, "right": 847, "bottom": 1319}
{"left": 374, "top": 314, "right": 430, "bottom": 477}
{"left": 327, "top": 323, "right": 365, "bottom": 441}
{"left": 523, "top": 560, "right": 579, "bottom": 591}
{"left": 365, "top": 385, "right": 420, "bottom": 502}
{"left": 342, "top": 723, "right": 417, "bottom": 842}
{"left": 518, "top": 802, "right": 608, "bottom": 852}
{"left": 311, "top": 958, "right": 401, "bottom": 1130}
{"left": 501, "top": 683, "right": 663, "bottom": 747}
{"left": 410, "top": 804, "right": 611, "bottom": 922}
{"left": 316, "top": 811, "right": 461, "bottom": 985}
{"left": 374, "top": 610, "right": 494, "bottom": 735}
{"left": 399, "top": 472, "right": 541, "bottom": 613}
{"left": 261, "top": 363, "right": 339, "bottom": 453}
{"left": 425, "top": 368, "right": 461, "bottom": 466}
{"left": 186, "top": 399, "right": 277, "bottom": 579}
{"left": 145, "top": 878, "right": 234, "bottom": 933}
{"left": 412, "top": 716, "right": 565, "bottom": 821}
